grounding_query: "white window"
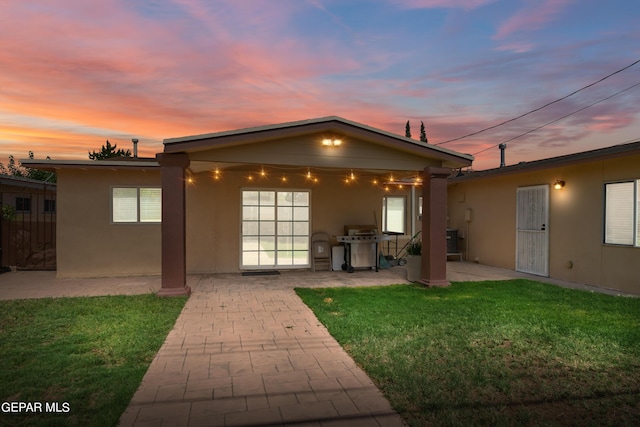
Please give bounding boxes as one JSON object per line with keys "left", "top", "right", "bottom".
{"left": 112, "top": 187, "right": 161, "bottom": 223}
{"left": 382, "top": 196, "right": 406, "bottom": 234}
{"left": 241, "top": 190, "right": 310, "bottom": 268}
{"left": 604, "top": 180, "right": 639, "bottom": 246}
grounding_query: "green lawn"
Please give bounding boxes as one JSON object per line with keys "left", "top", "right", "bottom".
{"left": 0, "top": 294, "right": 187, "bottom": 427}
{"left": 296, "top": 280, "right": 640, "bottom": 426}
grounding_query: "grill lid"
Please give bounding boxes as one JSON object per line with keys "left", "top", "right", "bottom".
{"left": 343, "top": 224, "right": 378, "bottom": 236}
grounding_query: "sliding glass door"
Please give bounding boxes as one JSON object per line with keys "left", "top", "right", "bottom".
{"left": 241, "top": 190, "right": 310, "bottom": 269}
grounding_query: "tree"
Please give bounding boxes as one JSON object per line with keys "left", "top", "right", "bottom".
{"left": 89, "top": 140, "right": 131, "bottom": 160}
{"left": 405, "top": 120, "right": 411, "bottom": 138}
{"left": 420, "top": 121, "right": 428, "bottom": 143}
{"left": 0, "top": 151, "right": 56, "bottom": 182}
{"left": 0, "top": 155, "right": 21, "bottom": 177}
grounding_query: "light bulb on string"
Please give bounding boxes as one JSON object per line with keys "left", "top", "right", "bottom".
{"left": 212, "top": 168, "right": 221, "bottom": 181}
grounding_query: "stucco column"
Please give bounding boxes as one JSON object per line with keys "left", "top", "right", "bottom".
{"left": 156, "top": 153, "right": 191, "bottom": 297}
{"left": 419, "top": 166, "right": 451, "bottom": 287}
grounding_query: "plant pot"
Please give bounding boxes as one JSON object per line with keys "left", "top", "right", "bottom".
{"left": 406, "top": 254, "right": 421, "bottom": 282}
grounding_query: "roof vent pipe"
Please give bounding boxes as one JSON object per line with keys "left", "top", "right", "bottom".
{"left": 132, "top": 138, "right": 138, "bottom": 158}
{"left": 499, "top": 143, "right": 506, "bottom": 168}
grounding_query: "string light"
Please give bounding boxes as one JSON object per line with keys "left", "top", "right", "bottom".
{"left": 203, "top": 165, "right": 420, "bottom": 190}
{"left": 212, "top": 168, "right": 221, "bottom": 181}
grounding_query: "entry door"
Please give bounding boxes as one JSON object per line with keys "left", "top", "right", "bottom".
{"left": 516, "top": 185, "right": 549, "bottom": 276}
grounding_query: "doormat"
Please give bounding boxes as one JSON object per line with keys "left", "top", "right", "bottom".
{"left": 241, "top": 271, "right": 281, "bottom": 276}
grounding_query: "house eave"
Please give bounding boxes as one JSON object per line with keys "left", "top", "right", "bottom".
{"left": 21, "top": 159, "right": 160, "bottom": 172}
{"left": 0, "top": 175, "right": 57, "bottom": 190}
{"left": 449, "top": 140, "right": 640, "bottom": 183}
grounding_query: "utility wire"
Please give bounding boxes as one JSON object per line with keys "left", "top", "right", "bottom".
{"left": 472, "top": 82, "right": 640, "bottom": 156}
{"left": 435, "top": 58, "right": 640, "bottom": 146}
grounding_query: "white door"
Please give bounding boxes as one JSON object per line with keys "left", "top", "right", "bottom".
{"left": 516, "top": 185, "right": 549, "bottom": 276}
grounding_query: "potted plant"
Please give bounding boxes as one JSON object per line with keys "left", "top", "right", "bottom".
{"left": 405, "top": 240, "right": 422, "bottom": 282}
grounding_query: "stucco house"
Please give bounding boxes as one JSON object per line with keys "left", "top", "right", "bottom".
{"left": 24, "top": 117, "right": 473, "bottom": 296}
{"left": 447, "top": 140, "right": 640, "bottom": 295}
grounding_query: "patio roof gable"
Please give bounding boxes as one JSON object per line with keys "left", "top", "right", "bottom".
{"left": 163, "top": 116, "right": 473, "bottom": 170}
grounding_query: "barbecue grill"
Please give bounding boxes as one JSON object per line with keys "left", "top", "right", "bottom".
{"left": 337, "top": 225, "right": 390, "bottom": 273}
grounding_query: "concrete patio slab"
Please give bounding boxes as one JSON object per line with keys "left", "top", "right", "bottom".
{"left": 0, "top": 270, "right": 161, "bottom": 300}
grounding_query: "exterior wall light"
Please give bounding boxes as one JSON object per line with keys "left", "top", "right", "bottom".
{"left": 554, "top": 180, "right": 565, "bottom": 190}
{"left": 322, "top": 138, "right": 342, "bottom": 146}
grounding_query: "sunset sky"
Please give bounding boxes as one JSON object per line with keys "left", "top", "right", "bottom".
{"left": 1, "top": 0, "right": 639, "bottom": 170}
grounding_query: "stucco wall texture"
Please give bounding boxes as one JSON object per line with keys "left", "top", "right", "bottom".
{"left": 56, "top": 168, "right": 417, "bottom": 278}
{"left": 447, "top": 154, "right": 640, "bottom": 294}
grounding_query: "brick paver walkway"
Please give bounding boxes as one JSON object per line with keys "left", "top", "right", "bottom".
{"left": 118, "top": 270, "right": 409, "bottom": 426}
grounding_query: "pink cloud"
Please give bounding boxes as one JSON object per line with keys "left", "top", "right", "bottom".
{"left": 494, "top": 41, "right": 535, "bottom": 53}
{"left": 392, "top": 0, "right": 496, "bottom": 10}
{"left": 494, "top": 0, "right": 573, "bottom": 40}
{"left": 586, "top": 115, "right": 635, "bottom": 132}
{"left": 0, "top": 0, "right": 369, "bottom": 155}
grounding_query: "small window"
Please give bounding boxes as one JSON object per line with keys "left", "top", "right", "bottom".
{"left": 44, "top": 199, "right": 56, "bottom": 213}
{"left": 382, "top": 196, "right": 406, "bottom": 234}
{"left": 112, "top": 187, "right": 161, "bottom": 223}
{"left": 16, "top": 197, "right": 31, "bottom": 212}
{"left": 604, "top": 180, "right": 639, "bottom": 246}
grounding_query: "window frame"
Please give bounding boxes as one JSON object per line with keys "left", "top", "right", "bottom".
{"left": 15, "top": 196, "right": 32, "bottom": 213}
{"left": 43, "top": 199, "right": 56, "bottom": 213}
{"left": 240, "top": 188, "right": 311, "bottom": 269}
{"left": 382, "top": 195, "right": 406, "bottom": 234}
{"left": 111, "top": 186, "right": 162, "bottom": 224}
{"left": 603, "top": 180, "right": 639, "bottom": 247}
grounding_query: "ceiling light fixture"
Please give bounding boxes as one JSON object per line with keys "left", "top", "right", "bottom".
{"left": 322, "top": 138, "right": 342, "bottom": 146}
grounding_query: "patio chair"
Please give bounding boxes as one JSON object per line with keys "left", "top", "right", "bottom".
{"left": 311, "top": 232, "right": 332, "bottom": 272}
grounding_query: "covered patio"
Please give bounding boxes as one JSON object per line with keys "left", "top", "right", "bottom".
{"left": 156, "top": 117, "right": 473, "bottom": 296}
